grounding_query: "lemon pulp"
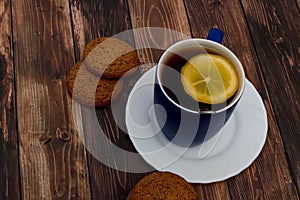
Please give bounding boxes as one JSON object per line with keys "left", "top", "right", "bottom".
{"left": 181, "top": 54, "right": 239, "bottom": 104}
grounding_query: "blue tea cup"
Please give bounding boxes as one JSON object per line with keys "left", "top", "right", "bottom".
{"left": 154, "top": 31, "right": 245, "bottom": 147}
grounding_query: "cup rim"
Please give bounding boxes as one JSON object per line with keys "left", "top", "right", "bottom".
{"left": 156, "top": 38, "right": 245, "bottom": 114}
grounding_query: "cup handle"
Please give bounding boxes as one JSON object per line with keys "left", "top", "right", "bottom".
{"left": 207, "top": 28, "right": 224, "bottom": 44}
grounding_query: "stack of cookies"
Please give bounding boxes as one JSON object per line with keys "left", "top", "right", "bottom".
{"left": 66, "top": 37, "right": 140, "bottom": 107}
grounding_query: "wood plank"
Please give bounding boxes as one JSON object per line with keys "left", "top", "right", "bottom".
{"left": 241, "top": 0, "right": 300, "bottom": 193}
{"left": 12, "top": 0, "right": 91, "bottom": 199}
{"left": 70, "top": 1, "right": 153, "bottom": 199}
{"left": 127, "top": 0, "right": 231, "bottom": 199}
{"left": 184, "top": 0, "right": 299, "bottom": 199}
{"left": 128, "top": 0, "right": 191, "bottom": 72}
{"left": 0, "top": 0, "right": 21, "bottom": 199}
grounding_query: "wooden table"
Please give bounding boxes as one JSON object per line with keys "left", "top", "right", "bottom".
{"left": 1, "top": 0, "right": 299, "bottom": 199}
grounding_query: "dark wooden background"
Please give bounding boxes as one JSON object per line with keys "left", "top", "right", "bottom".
{"left": 0, "top": 0, "right": 299, "bottom": 199}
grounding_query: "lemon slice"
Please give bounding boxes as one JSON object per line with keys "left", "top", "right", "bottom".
{"left": 181, "top": 54, "right": 239, "bottom": 104}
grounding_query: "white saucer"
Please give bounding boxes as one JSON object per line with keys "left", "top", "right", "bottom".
{"left": 125, "top": 67, "right": 268, "bottom": 183}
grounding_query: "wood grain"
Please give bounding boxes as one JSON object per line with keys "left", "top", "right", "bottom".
{"left": 2, "top": 0, "right": 299, "bottom": 199}
{"left": 184, "top": 0, "right": 299, "bottom": 199}
{"left": 0, "top": 0, "right": 21, "bottom": 199}
{"left": 128, "top": 0, "right": 191, "bottom": 72}
{"left": 194, "top": 182, "right": 230, "bottom": 200}
{"left": 127, "top": 0, "right": 231, "bottom": 199}
{"left": 241, "top": 0, "right": 300, "bottom": 193}
{"left": 70, "top": 0, "right": 152, "bottom": 199}
{"left": 11, "top": 0, "right": 91, "bottom": 199}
